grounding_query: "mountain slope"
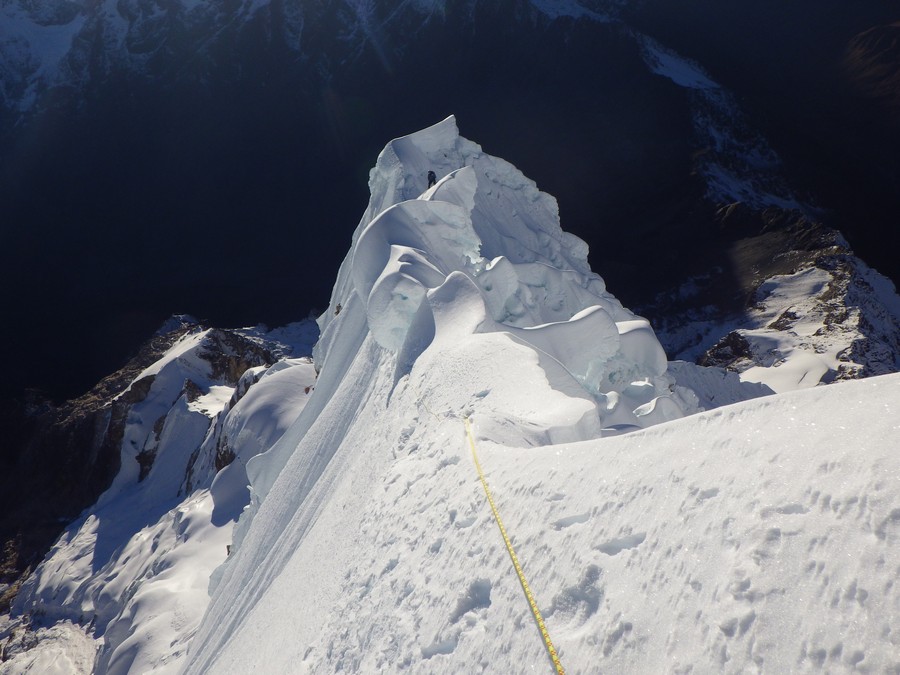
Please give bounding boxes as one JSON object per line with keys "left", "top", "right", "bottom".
{"left": 4, "top": 0, "right": 898, "bottom": 409}
{"left": 180, "top": 118, "right": 900, "bottom": 673}
{"left": 3, "top": 320, "right": 318, "bottom": 674}
{"left": 187, "top": 372, "right": 900, "bottom": 673}
{"left": 3, "top": 118, "right": 899, "bottom": 673}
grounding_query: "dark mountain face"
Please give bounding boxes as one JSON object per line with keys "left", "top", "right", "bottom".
{"left": 845, "top": 22, "right": 900, "bottom": 113}
{"left": 1, "top": 0, "right": 898, "bottom": 403}
{"left": 626, "top": 0, "right": 900, "bottom": 287}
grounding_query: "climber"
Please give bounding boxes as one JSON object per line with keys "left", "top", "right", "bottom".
{"left": 427, "top": 170, "right": 436, "bottom": 188}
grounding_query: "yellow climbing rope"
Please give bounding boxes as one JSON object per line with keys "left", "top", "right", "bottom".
{"left": 464, "top": 416, "right": 565, "bottom": 675}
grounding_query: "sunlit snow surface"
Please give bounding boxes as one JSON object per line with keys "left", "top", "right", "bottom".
{"left": 7, "top": 118, "right": 899, "bottom": 674}
{"left": 177, "top": 119, "right": 900, "bottom": 674}
{"left": 188, "top": 374, "right": 900, "bottom": 674}
{"left": 7, "top": 323, "right": 318, "bottom": 675}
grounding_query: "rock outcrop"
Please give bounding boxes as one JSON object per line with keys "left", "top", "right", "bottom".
{"left": 0, "top": 318, "right": 282, "bottom": 614}
{"left": 642, "top": 205, "right": 900, "bottom": 388}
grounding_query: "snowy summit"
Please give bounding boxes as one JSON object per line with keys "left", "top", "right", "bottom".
{"left": 183, "top": 118, "right": 899, "bottom": 673}
{"left": 7, "top": 117, "right": 900, "bottom": 674}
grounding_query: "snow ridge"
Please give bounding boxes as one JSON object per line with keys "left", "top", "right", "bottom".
{"left": 7, "top": 322, "right": 317, "bottom": 675}
{"left": 180, "top": 119, "right": 899, "bottom": 674}
{"left": 181, "top": 117, "right": 692, "bottom": 673}
{"left": 342, "top": 116, "right": 682, "bottom": 423}
{"left": 5, "top": 118, "right": 899, "bottom": 673}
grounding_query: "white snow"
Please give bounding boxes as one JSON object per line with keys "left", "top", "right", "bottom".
{"left": 657, "top": 256, "right": 900, "bottom": 392}
{"left": 9, "top": 118, "right": 899, "bottom": 674}
{"left": 634, "top": 32, "right": 804, "bottom": 211}
{"left": 176, "top": 118, "right": 899, "bottom": 674}
{"left": 8, "top": 324, "right": 317, "bottom": 675}
{"left": 737, "top": 267, "right": 839, "bottom": 392}
{"left": 639, "top": 37, "right": 717, "bottom": 90}
{"left": 183, "top": 318, "right": 900, "bottom": 672}
{"left": 0, "top": 619, "right": 95, "bottom": 675}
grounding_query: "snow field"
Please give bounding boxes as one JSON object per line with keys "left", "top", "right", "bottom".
{"left": 473, "top": 376, "right": 900, "bottom": 673}
{"left": 10, "top": 113, "right": 899, "bottom": 674}
{"left": 189, "top": 335, "right": 900, "bottom": 672}
{"left": 0, "top": 619, "right": 95, "bottom": 675}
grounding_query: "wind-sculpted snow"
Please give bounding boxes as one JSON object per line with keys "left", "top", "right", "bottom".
{"left": 0, "top": 115, "right": 878, "bottom": 675}
{"left": 184, "top": 293, "right": 900, "bottom": 674}
{"left": 6, "top": 323, "right": 317, "bottom": 675}
{"left": 14, "top": 118, "right": 898, "bottom": 674}
{"left": 344, "top": 116, "right": 682, "bottom": 429}
{"left": 180, "top": 118, "right": 761, "bottom": 674}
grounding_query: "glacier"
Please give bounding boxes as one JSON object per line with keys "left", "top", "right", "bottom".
{"left": 5, "top": 117, "right": 899, "bottom": 674}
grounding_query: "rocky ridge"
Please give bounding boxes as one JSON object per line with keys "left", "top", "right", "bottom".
{"left": 0, "top": 317, "right": 310, "bottom": 616}
{"left": 641, "top": 207, "right": 900, "bottom": 389}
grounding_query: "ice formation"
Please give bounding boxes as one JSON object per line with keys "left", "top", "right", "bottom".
{"left": 330, "top": 115, "right": 685, "bottom": 430}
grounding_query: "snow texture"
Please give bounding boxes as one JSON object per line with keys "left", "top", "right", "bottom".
{"left": 9, "top": 118, "right": 899, "bottom": 674}
{"left": 656, "top": 253, "right": 900, "bottom": 392}
{"left": 177, "top": 118, "right": 900, "bottom": 674}
{"left": 8, "top": 323, "right": 317, "bottom": 675}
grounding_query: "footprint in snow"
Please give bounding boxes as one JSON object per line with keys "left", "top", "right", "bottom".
{"left": 548, "top": 565, "right": 603, "bottom": 627}
{"left": 553, "top": 512, "right": 590, "bottom": 530}
{"left": 595, "top": 532, "right": 647, "bottom": 556}
{"left": 450, "top": 579, "right": 492, "bottom": 624}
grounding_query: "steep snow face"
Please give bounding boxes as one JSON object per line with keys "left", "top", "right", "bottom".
{"left": 8, "top": 322, "right": 317, "bottom": 675}
{"left": 188, "top": 371, "right": 900, "bottom": 674}
{"left": 323, "top": 116, "right": 683, "bottom": 431}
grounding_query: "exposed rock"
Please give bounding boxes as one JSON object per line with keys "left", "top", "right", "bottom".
{"left": 0, "top": 318, "right": 283, "bottom": 615}
{"left": 0, "top": 323, "right": 196, "bottom": 613}
{"left": 699, "top": 331, "right": 753, "bottom": 371}
{"left": 643, "top": 203, "right": 900, "bottom": 382}
{"left": 214, "top": 437, "right": 236, "bottom": 474}
{"left": 199, "top": 329, "right": 277, "bottom": 385}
